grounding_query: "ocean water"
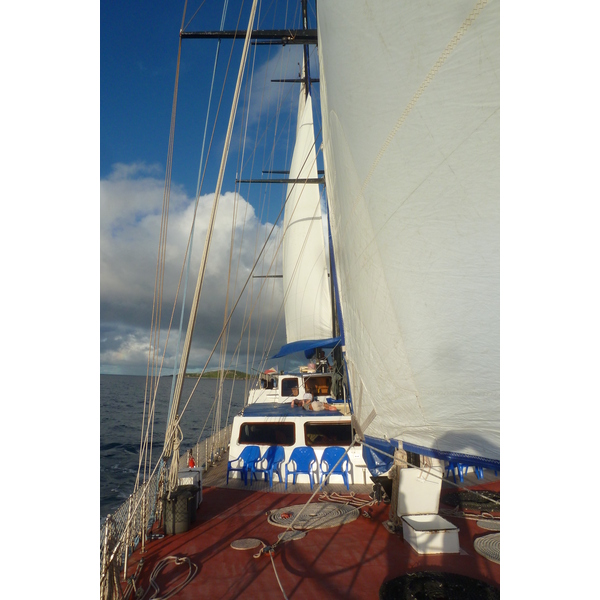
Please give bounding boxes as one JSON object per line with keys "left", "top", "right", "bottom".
{"left": 100, "top": 374, "right": 246, "bottom": 520}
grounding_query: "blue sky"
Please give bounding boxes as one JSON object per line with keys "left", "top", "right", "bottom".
{"left": 100, "top": 1, "right": 323, "bottom": 375}
{"left": 101, "top": 1, "right": 196, "bottom": 191}
{"left": 101, "top": 1, "right": 321, "bottom": 199}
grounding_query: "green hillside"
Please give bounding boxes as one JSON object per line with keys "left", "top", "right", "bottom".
{"left": 185, "top": 370, "right": 249, "bottom": 380}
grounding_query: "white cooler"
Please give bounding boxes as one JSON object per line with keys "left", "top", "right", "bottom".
{"left": 401, "top": 514, "right": 459, "bottom": 555}
{"left": 396, "top": 459, "right": 459, "bottom": 554}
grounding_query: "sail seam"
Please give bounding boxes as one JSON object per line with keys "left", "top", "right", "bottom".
{"left": 361, "top": 0, "right": 490, "bottom": 195}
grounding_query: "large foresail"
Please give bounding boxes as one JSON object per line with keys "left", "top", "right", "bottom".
{"left": 318, "top": 1, "right": 500, "bottom": 462}
{"left": 282, "top": 68, "right": 333, "bottom": 343}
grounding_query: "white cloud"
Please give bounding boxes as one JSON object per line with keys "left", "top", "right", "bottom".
{"left": 101, "top": 163, "right": 286, "bottom": 375}
{"left": 246, "top": 46, "right": 304, "bottom": 126}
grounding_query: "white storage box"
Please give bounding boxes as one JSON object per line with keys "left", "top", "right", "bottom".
{"left": 178, "top": 468, "right": 203, "bottom": 508}
{"left": 401, "top": 514, "right": 459, "bottom": 555}
{"left": 397, "top": 461, "right": 444, "bottom": 517}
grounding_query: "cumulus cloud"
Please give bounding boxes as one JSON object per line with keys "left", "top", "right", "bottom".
{"left": 101, "top": 163, "right": 286, "bottom": 375}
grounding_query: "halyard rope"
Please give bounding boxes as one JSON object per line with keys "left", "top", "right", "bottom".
{"left": 269, "top": 551, "right": 290, "bottom": 600}
{"left": 318, "top": 491, "right": 375, "bottom": 509}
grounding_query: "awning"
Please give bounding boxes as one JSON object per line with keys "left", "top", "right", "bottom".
{"left": 271, "top": 336, "right": 342, "bottom": 359}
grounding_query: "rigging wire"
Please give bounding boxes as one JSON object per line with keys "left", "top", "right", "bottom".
{"left": 212, "top": 19, "right": 301, "bottom": 427}
{"left": 177, "top": 137, "right": 326, "bottom": 438}
{"left": 165, "top": 0, "right": 261, "bottom": 494}
{"left": 216, "top": 0, "right": 262, "bottom": 393}
{"left": 230, "top": 39, "right": 306, "bottom": 391}
{"left": 135, "top": 0, "right": 299, "bottom": 485}
{"left": 136, "top": 0, "right": 326, "bottom": 513}
{"left": 137, "top": 0, "right": 189, "bottom": 491}
{"left": 133, "top": 0, "right": 253, "bottom": 489}
{"left": 166, "top": 0, "right": 232, "bottom": 445}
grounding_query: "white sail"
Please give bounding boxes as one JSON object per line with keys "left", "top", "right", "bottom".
{"left": 318, "top": 1, "right": 500, "bottom": 461}
{"left": 282, "top": 73, "right": 333, "bottom": 344}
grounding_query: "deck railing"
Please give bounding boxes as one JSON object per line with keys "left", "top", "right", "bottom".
{"left": 179, "top": 424, "right": 232, "bottom": 471}
{"left": 100, "top": 425, "right": 232, "bottom": 599}
{"left": 100, "top": 463, "right": 163, "bottom": 600}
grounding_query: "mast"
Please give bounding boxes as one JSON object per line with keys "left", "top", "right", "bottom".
{"left": 302, "top": 0, "right": 311, "bottom": 96}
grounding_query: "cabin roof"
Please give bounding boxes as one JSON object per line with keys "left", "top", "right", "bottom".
{"left": 240, "top": 402, "right": 345, "bottom": 418}
{"left": 276, "top": 372, "right": 333, "bottom": 378}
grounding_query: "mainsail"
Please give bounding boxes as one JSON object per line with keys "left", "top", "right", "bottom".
{"left": 318, "top": 1, "right": 500, "bottom": 462}
{"left": 281, "top": 68, "right": 333, "bottom": 344}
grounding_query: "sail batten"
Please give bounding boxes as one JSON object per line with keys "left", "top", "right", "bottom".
{"left": 318, "top": 1, "right": 500, "bottom": 461}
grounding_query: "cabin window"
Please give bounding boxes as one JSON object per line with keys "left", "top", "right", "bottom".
{"left": 303, "top": 375, "right": 331, "bottom": 396}
{"left": 260, "top": 376, "right": 277, "bottom": 390}
{"left": 281, "top": 377, "right": 300, "bottom": 397}
{"left": 304, "top": 422, "right": 355, "bottom": 447}
{"left": 239, "top": 422, "right": 295, "bottom": 446}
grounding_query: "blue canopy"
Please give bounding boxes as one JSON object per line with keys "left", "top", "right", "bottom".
{"left": 271, "top": 336, "right": 342, "bottom": 359}
{"left": 242, "top": 402, "right": 343, "bottom": 418}
{"left": 362, "top": 435, "right": 500, "bottom": 477}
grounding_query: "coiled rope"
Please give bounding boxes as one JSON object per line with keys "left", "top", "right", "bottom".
{"left": 318, "top": 491, "right": 375, "bottom": 509}
{"left": 137, "top": 555, "right": 198, "bottom": 600}
{"left": 251, "top": 438, "right": 360, "bottom": 600}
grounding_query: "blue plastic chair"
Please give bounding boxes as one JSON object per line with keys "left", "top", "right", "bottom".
{"left": 226, "top": 445, "right": 261, "bottom": 485}
{"left": 251, "top": 446, "right": 285, "bottom": 487}
{"left": 319, "top": 446, "right": 350, "bottom": 490}
{"left": 284, "top": 447, "right": 317, "bottom": 490}
{"left": 445, "top": 462, "right": 465, "bottom": 483}
{"left": 445, "top": 462, "right": 484, "bottom": 483}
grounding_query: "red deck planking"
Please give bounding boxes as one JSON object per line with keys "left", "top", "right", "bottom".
{"left": 123, "top": 480, "right": 500, "bottom": 599}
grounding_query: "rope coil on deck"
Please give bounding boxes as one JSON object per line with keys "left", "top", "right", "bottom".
{"left": 318, "top": 491, "right": 376, "bottom": 509}
{"left": 138, "top": 555, "right": 198, "bottom": 600}
{"left": 474, "top": 533, "right": 500, "bottom": 564}
{"left": 267, "top": 502, "right": 360, "bottom": 530}
{"left": 230, "top": 538, "right": 263, "bottom": 550}
{"left": 477, "top": 519, "right": 500, "bottom": 531}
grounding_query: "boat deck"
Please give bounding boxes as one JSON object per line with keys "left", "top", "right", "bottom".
{"left": 122, "top": 460, "right": 499, "bottom": 599}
